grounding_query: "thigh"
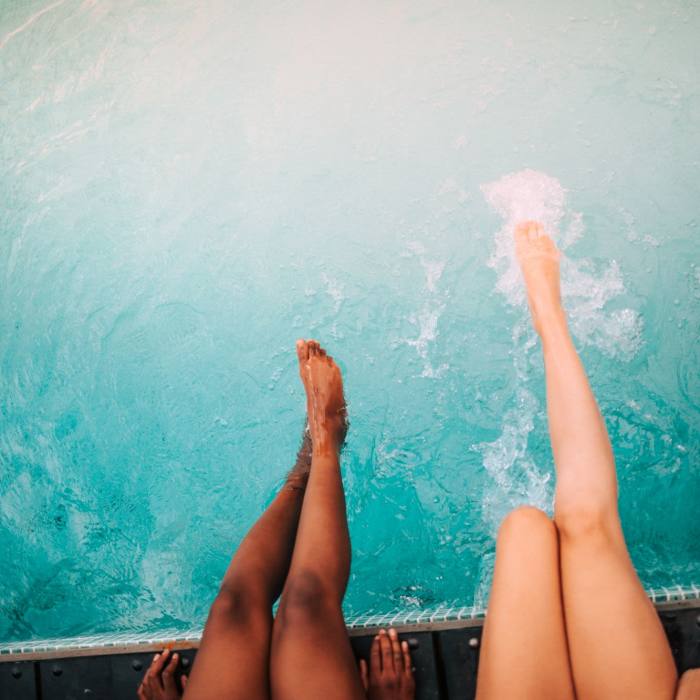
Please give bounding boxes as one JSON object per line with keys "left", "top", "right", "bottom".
{"left": 476, "top": 507, "right": 575, "bottom": 700}
{"left": 183, "top": 593, "right": 271, "bottom": 700}
{"left": 558, "top": 514, "right": 677, "bottom": 700}
{"left": 676, "top": 669, "right": 700, "bottom": 700}
{"left": 270, "top": 573, "right": 365, "bottom": 700}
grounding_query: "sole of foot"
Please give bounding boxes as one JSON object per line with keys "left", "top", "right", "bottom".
{"left": 514, "top": 220, "right": 565, "bottom": 336}
{"left": 296, "top": 339, "right": 348, "bottom": 455}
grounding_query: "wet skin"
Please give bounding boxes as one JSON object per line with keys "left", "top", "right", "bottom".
{"left": 139, "top": 341, "right": 413, "bottom": 700}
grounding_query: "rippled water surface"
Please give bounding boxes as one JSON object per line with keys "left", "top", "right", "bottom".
{"left": 1, "top": 0, "right": 699, "bottom": 643}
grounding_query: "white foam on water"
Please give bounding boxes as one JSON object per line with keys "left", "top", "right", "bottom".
{"left": 476, "top": 169, "right": 644, "bottom": 535}
{"left": 561, "top": 258, "right": 643, "bottom": 361}
{"left": 475, "top": 384, "right": 552, "bottom": 525}
{"left": 482, "top": 169, "right": 567, "bottom": 234}
{"left": 404, "top": 242, "right": 448, "bottom": 378}
{"left": 321, "top": 273, "right": 345, "bottom": 313}
{"left": 481, "top": 169, "right": 643, "bottom": 360}
{"left": 482, "top": 169, "right": 566, "bottom": 307}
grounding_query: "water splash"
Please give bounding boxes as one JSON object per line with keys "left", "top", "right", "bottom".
{"left": 476, "top": 169, "right": 644, "bottom": 531}
{"left": 482, "top": 169, "right": 643, "bottom": 360}
{"left": 404, "top": 242, "right": 448, "bottom": 378}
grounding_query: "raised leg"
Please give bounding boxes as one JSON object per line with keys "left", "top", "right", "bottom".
{"left": 476, "top": 506, "right": 575, "bottom": 700}
{"left": 182, "top": 431, "right": 312, "bottom": 700}
{"left": 515, "top": 221, "right": 677, "bottom": 700}
{"left": 270, "top": 340, "right": 365, "bottom": 700}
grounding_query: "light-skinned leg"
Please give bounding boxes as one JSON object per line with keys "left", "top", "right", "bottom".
{"left": 515, "top": 220, "right": 677, "bottom": 700}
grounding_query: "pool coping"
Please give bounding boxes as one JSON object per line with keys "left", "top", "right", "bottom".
{"left": 1, "top": 584, "right": 698, "bottom": 662}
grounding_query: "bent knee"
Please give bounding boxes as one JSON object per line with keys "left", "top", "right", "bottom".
{"left": 554, "top": 501, "right": 619, "bottom": 541}
{"left": 498, "top": 506, "right": 554, "bottom": 545}
{"left": 277, "top": 570, "right": 338, "bottom": 626}
{"left": 208, "top": 579, "right": 270, "bottom": 628}
{"left": 677, "top": 669, "right": 700, "bottom": 700}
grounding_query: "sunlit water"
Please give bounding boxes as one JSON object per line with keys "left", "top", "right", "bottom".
{"left": 1, "top": 0, "right": 698, "bottom": 644}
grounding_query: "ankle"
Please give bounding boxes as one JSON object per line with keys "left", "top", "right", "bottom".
{"left": 312, "top": 439, "right": 341, "bottom": 459}
{"left": 535, "top": 305, "right": 568, "bottom": 342}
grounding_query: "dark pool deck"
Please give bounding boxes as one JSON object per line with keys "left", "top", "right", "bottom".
{"left": 2, "top": 602, "right": 699, "bottom": 700}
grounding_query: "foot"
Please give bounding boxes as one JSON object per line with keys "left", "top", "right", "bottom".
{"left": 137, "top": 649, "right": 187, "bottom": 700}
{"left": 514, "top": 221, "right": 565, "bottom": 336}
{"left": 360, "top": 628, "right": 415, "bottom": 700}
{"left": 296, "top": 339, "right": 348, "bottom": 455}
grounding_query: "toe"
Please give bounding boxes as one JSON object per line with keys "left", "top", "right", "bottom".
{"left": 371, "top": 633, "right": 382, "bottom": 673}
{"left": 148, "top": 649, "right": 168, "bottom": 681}
{"left": 162, "top": 652, "right": 178, "bottom": 693}
{"left": 359, "top": 658, "right": 369, "bottom": 692}
{"left": 402, "top": 639, "right": 413, "bottom": 678}
{"left": 379, "top": 629, "right": 394, "bottom": 674}
{"left": 545, "top": 235, "right": 559, "bottom": 252}
{"left": 536, "top": 233, "right": 560, "bottom": 257}
{"left": 514, "top": 222, "right": 529, "bottom": 243}
{"left": 296, "top": 339, "right": 308, "bottom": 363}
{"left": 389, "top": 628, "right": 403, "bottom": 671}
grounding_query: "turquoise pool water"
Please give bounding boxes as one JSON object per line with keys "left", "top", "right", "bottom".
{"left": 1, "top": 0, "right": 698, "bottom": 644}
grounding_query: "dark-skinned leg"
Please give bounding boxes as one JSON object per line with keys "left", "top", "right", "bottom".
{"left": 182, "top": 431, "right": 311, "bottom": 700}
{"left": 270, "top": 340, "right": 365, "bottom": 700}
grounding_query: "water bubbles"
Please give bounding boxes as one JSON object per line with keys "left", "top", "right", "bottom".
{"left": 482, "top": 169, "right": 567, "bottom": 239}
{"left": 403, "top": 243, "right": 449, "bottom": 378}
{"left": 481, "top": 170, "right": 566, "bottom": 308}
{"left": 483, "top": 169, "right": 643, "bottom": 360}
{"left": 475, "top": 169, "right": 645, "bottom": 537}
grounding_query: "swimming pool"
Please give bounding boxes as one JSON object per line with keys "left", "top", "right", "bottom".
{"left": 1, "top": 0, "right": 698, "bottom": 648}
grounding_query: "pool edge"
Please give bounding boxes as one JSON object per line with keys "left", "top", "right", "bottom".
{"left": 1, "top": 584, "right": 698, "bottom": 662}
